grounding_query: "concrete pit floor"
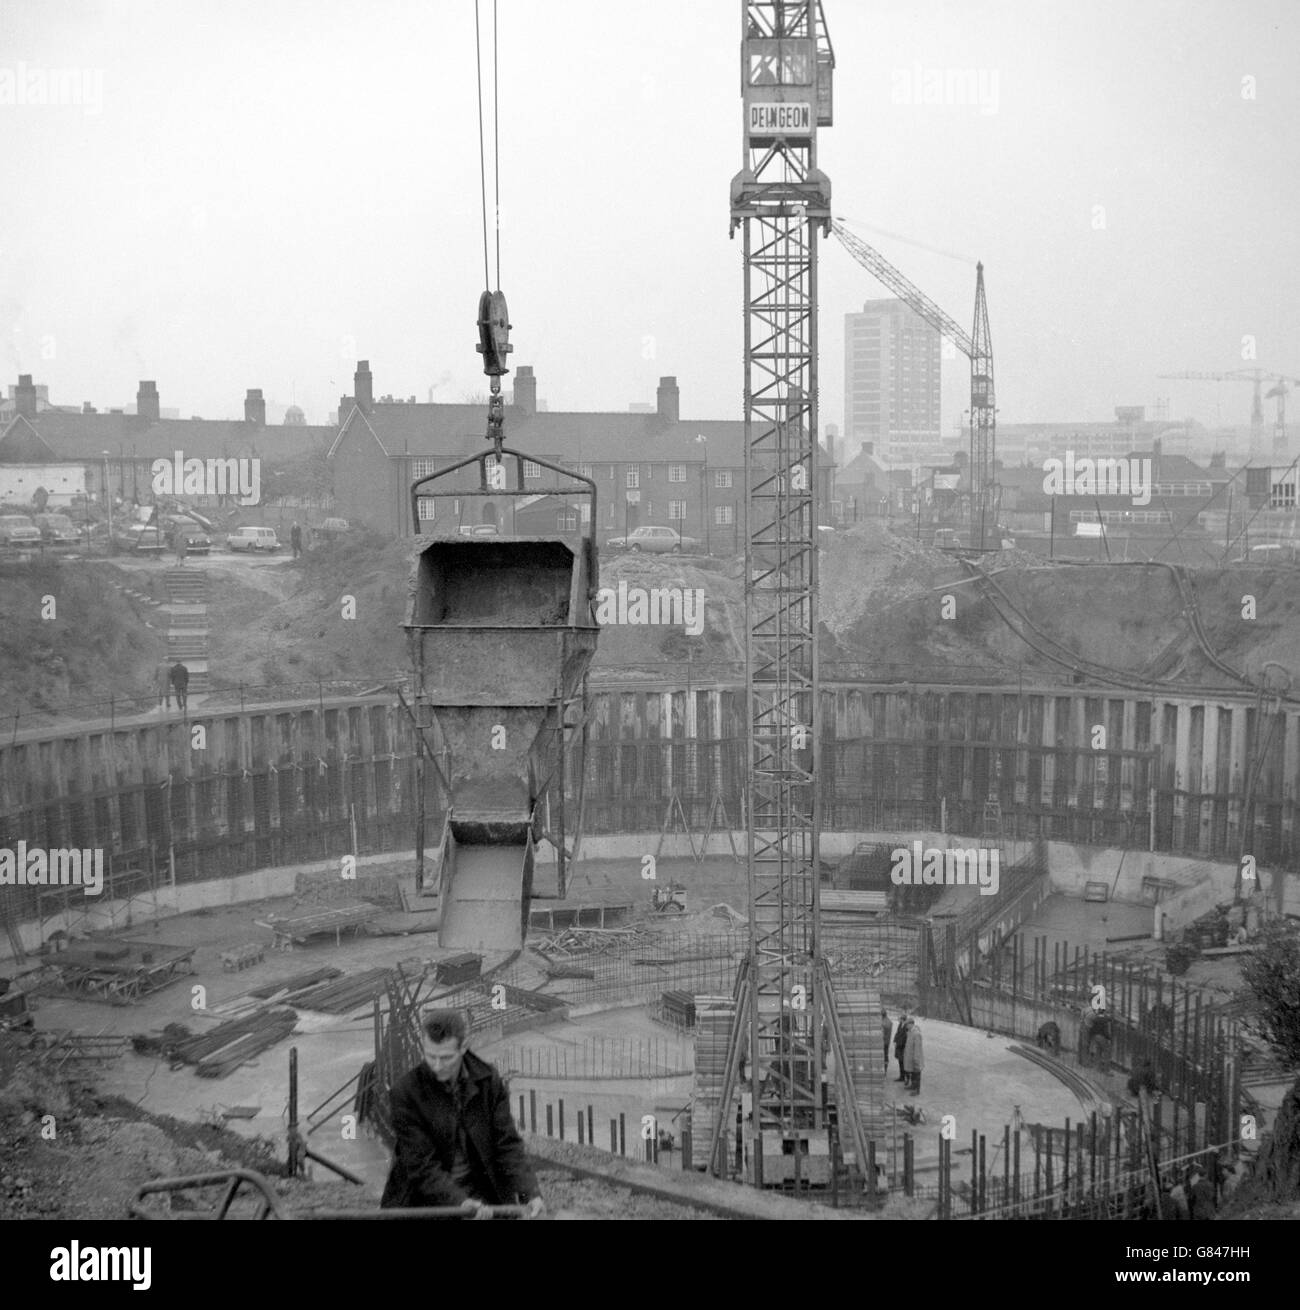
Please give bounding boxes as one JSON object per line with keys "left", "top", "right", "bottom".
{"left": 13, "top": 852, "right": 1204, "bottom": 1211}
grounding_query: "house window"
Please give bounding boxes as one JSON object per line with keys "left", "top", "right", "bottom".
{"left": 412, "top": 458, "right": 437, "bottom": 479}
{"left": 668, "top": 501, "right": 686, "bottom": 521}
{"left": 578, "top": 463, "right": 593, "bottom": 477}
{"left": 715, "top": 505, "right": 734, "bottom": 526}
{"left": 1271, "top": 482, "right": 1297, "bottom": 510}
{"left": 626, "top": 467, "right": 640, "bottom": 489}
{"left": 416, "top": 497, "right": 436, "bottom": 521}
{"left": 669, "top": 465, "right": 686, "bottom": 483}
{"left": 523, "top": 460, "right": 541, "bottom": 480}
{"left": 715, "top": 470, "right": 732, "bottom": 489}
{"left": 608, "top": 464, "right": 615, "bottom": 479}
{"left": 557, "top": 509, "right": 577, "bottom": 531}
{"left": 580, "top": 503, "right": 590, "bottom": 525}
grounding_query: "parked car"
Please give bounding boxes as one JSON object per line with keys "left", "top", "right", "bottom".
{"left": 310, "top": 517, "right": 351, "bottom": 544}
{"left": 457, "top": 523, "right": 499, "bottom": 537}
{"left": 226, "top": 526, "right": 280, "bottom": 552}
{"left": 33, "top": 512, "right": 81, "bottom": 547}
{"left": 169, "top": 522, "right": 212, "bottom": 555}
{"left": 0, "top": 514, "right": 43, "bottom": 547}
{"left": 113, "top": 522, "right": 168, "bottom": 554}
{"left": 605, "top": 525, "right": 699, "bottom": 554}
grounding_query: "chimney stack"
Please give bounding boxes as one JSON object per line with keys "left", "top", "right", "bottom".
{"left": 136, "top": 380, "right": 160, "bottom": 422}
{"left": 244, "top": 388, "right": 266, "bottom": 426}
{"left": 14, "top": 374, "right": 37, "bottom": 419}
{"left": 354, "top": 360, "right": 373, "bottom": 415}
{"left": 656, "top": 376, "right": 680, "bottom": 425}
{"left": 513, "top": 365, "right": 537, "bottom": 415}
{"left": 83, "top": 402, "right": 97, "bottom": 415}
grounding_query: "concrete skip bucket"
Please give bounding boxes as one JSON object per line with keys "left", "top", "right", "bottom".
{"left": 404, "top": 535, "right": 599, "bottom": 951}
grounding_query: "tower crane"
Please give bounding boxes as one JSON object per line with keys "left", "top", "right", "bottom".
{"left": 1158, "top": 369, "right": 1300, "bottom": 456}
{"left": 832, "top": 219, "right": 998, "bottom": 551}
{"left": 697, "top": 0, "right": 879, "bottom": 1195}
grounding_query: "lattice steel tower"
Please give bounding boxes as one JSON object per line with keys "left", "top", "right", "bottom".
{"left": 722, "top": 0, "right": 838, "bottom": 1186}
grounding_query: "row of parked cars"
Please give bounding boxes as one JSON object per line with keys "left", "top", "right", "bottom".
{"left": 0, "top": 510, "right": 351, "bottom": 554}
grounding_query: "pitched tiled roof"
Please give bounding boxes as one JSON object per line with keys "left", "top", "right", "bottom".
{"left": 331, "top": 401, "right": 750, "bottom": 467}
{"left": 0, "top": 412, "right": 334, "bottom": 463}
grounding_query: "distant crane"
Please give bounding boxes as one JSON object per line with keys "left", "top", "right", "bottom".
{"left": 1158, "top": 369, "right": 1300, "bottom": 456}
{"left": 831, "top": 219, "right": 997, "bottom": 551}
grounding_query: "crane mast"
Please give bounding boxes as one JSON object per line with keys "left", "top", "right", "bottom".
{"left": 705, "top": 0, "right": 846, "bottom": 1189}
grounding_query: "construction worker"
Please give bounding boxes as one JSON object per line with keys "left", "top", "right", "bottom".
{"left": 893, "top": 1012, "right": 911, "bottom": 1083}
{"left": 1035, "top": 1020, "right": 1061, "bottom": 1055}
{"left": 169, "top": 661, "right": 189, "bottom": 712}
{"left": 904, "top": 1018, "right": 924, "bottom": 1095}
{"left": 1188, "top": 1166, "right": 1217, "bottom": 1220}
{"left": 381, "top": 1010, "right": 544, "bottom": 1217}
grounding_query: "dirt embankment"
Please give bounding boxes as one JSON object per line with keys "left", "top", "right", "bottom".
{"left": 16, "top": 522, "right": 1300, "bottom": 714}
{"left": 0, "top": 560, "right": 164, "bottom": 720}
{"left": 819, "top": 521, "right": 1300, "bottom": 688}
{"left": 203, "top": 537, "right": 747, "bottom": 688}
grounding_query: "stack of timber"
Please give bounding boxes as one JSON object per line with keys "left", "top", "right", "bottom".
{"left": 690, "top": 996, "right": 738, "bottom": 1171}
{"left": 288, "top": 968, "right": 394, "bottom": 1014}
{"left": 821, "top": 890, "right": 889, "bottom": 925}
{"left": 203, "top": 967, "right": 344, "bottom": 1020}
{"left": 166, "top": 1008, "right": 298, "bottom": 1078}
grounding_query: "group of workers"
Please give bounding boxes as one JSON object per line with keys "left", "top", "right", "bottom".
{"left": 882, "top": 1009, "right": 924, "bottom": 1095}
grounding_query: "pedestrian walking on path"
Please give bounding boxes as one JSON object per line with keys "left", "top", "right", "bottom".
{"left": 169, "top": 661, "right": 189, "bottom": 712}
{"left": 157, "top": 659, "right": 172, "bottom": 711}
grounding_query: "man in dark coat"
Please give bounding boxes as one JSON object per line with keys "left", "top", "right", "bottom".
{"left": 1187, "top": 1166, "right": 1217, "bottom": 1220}
{"left": 381, "top": 1009, "right": 543, "bottom": 1216}
{"left": 169, "top": 661, "right": 189, "bottom": 712}
{"left": 893, "top": 1012, "right": 910, "bottom": 1083}
{"left": 880, "top": 1009, "right": 893, "bottom": 1068}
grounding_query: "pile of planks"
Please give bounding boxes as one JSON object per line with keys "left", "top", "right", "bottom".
{"left": 167, "top": 1008, "right": 298, "bottom": 1078}
{"left": 287, "top": 968, "right": 394, "bottom": 1014}
{"left": 203, "top": 967, "right": 344, "bottom": 1020}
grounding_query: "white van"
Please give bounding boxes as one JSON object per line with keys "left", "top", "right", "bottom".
{"left": 226, "top": 526, "right": 280, "bottom": 552}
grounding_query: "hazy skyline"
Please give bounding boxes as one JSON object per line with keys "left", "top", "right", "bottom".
{"left": 2, "top": 0, "right": 1296, "bottom": 441}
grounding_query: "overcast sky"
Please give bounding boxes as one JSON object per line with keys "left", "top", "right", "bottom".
{"left": 2, "top": 0, "right": 1296, "bottom": 440}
